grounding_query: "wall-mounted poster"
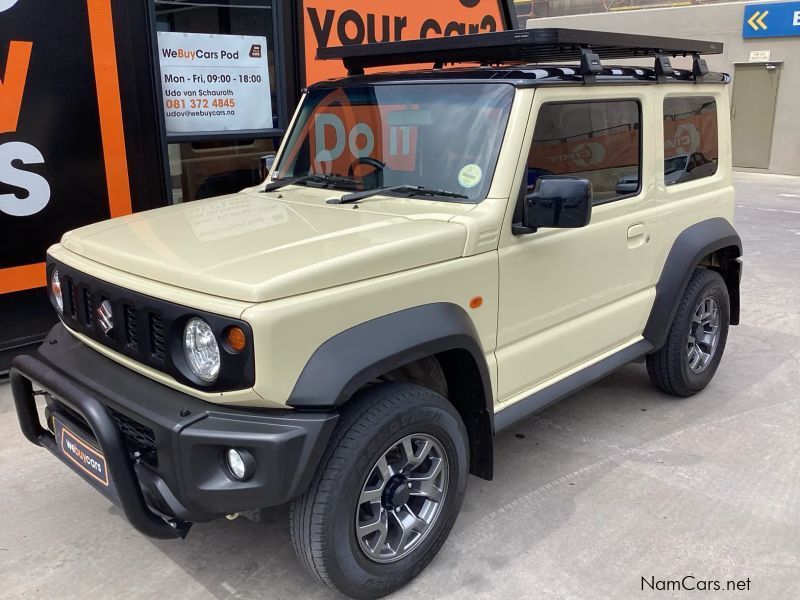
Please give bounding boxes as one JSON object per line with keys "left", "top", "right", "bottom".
{"left": 157, "top": 32, "right": 273, "bottom": 134}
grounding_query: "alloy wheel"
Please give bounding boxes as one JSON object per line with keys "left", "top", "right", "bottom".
{"left": 687, "top": 296, "right": 721, "bottom": 374}
{"left": 355, "top": 433, "right": 448, "bottom": 563}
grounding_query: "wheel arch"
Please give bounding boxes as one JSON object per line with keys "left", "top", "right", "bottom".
{"left": 644, "top": 217, "right": 742, "bottom": 351}
{"left": 287, "top": 303, "right": 495, "bottom": 480}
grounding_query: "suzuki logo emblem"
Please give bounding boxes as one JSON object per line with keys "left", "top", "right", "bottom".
{"left": 96, "top": 300, "right": 114, "bottom": 335}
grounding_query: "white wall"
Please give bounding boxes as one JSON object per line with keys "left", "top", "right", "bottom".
{"left": 528, "top": 1, "right": 800, "bottom": 175}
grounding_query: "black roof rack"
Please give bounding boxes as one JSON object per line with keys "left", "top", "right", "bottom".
{"left": 317, "top": 28, "right": 722, "bottom": 83}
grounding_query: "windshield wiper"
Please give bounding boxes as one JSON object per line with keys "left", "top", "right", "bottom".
{"left": 330, "top": 185, "right": 468, "bottom": 205}
{"left": 263, "top": 173, "right": 358, "bottom": 192}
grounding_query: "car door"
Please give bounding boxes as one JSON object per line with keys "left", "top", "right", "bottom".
{"left": 495, "top": 87, "right": 659, "bottom": 403}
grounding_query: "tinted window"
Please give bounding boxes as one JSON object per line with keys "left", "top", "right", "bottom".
{"left": 663, "top": 97, "right": 719, "bottom": 185}
{"left": 527, "top": 100, "right": 641, "bottom": 204}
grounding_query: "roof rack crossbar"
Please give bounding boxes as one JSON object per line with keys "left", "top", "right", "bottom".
{"left": 318, "top": 28, "right": 724, "bottom": 81}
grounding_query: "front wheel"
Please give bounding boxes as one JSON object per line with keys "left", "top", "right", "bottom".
{"left": 646, "top": 268, "right": 730, "bottom": 397}
{"left": 289, "top": 382, "right": 469, "bottom": 599}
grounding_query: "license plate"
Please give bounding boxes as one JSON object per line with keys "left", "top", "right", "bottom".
{"left": 54, "top": 417, "right": 112, "bottom": 489}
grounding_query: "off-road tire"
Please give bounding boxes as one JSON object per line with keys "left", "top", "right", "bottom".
{"left": 647, "top": 268, "right": 730, "bottom": 397}
{"left": 289, "top": 382, "right": 469, "bottom": 599}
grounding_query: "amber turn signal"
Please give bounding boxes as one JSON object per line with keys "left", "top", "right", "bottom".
{"left": 225, "top": 326, "right": 247, "bottom": 353}
{"left": 469, "top": 296, "right": 483, "bottom": 309}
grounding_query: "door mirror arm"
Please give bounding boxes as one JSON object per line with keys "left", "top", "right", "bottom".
{"left": 512, "top": 176, "right": 537, "bottom": 235}
{"left": 512, "top": 223, "right": 537, "bottom": 235}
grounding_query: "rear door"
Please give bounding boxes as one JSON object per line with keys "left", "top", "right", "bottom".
{"left": 495, "top": 87, "right": 659, "bottom": 402}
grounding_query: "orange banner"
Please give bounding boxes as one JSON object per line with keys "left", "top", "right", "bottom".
{"left": 303, "top": 0, "right": 509, "bottom": 84}
{"left": 530, "top": 129, "right": 639, "bottom": 175}
{"left": 664, "top": 112, "right": 718, "bottom": 161}
{"left": 0, "top": 262, "right": 46, "bottom": 294}
{"left": 530, "top": 112, "right": 719, "bottom": 175}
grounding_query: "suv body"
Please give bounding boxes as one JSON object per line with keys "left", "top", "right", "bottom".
{"left": 11, "top": 30, "right": 741, "bottom": 599}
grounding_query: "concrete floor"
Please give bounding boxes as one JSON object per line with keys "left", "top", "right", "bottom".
{"left": 0, "top": 172, "right": 798, "bottom": 599}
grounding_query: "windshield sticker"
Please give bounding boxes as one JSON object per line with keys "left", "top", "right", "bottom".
{"left": 458, "top": 164, "right": 482, "bottom": 189}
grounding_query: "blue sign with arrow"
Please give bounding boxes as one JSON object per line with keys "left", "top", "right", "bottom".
{"left": 743, "top": 2, "right": 800, "bottom": 38}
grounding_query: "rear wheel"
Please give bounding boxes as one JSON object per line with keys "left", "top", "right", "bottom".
{"left": 647, "top": 268, "right": 730, "bottom": 397}
{"left": 289, "top": 382, "right": 469, "bottom": 599}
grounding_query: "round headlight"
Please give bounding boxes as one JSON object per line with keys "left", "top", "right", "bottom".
{"left": 50, "top": 267, "right": 63, "bottom": 313}
{"left": 183, "top": 318, "right": 220, "bottom": 382}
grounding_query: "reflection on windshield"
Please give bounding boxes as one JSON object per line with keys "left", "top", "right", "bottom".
{"left": 273, "top": 84, "right": 515, "bottom": 201}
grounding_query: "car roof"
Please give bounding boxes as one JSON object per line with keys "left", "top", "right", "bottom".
{"left": 308, "top": 64, "right": 730, "bottom": 90}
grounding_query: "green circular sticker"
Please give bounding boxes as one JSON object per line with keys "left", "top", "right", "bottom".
{"left": 458, "top": 164, "right": 482, "bottom": 189}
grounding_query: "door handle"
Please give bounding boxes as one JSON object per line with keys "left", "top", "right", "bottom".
{"left": 627, "top": 224, "right": 646, "bottom": 239}
{"left": 627, "top": 223, "right": 648, "bottom": 249}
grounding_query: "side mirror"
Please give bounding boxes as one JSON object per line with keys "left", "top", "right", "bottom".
{"left": 518, "top": 176, "right": 592, "bottom": 233}
{"left": 259, "top": 153, "right": 277, "bottom": 181}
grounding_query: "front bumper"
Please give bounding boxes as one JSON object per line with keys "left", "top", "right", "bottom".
{"left": 10, "top": 324, "right": 338, "bottom": 539}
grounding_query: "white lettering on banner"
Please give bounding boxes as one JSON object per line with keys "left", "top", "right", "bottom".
{"left": 315, "top": 113, "right": 346, "bottom": 160}
{"left": 157, "top": 32, "right": 273, "bottom": 134}
{"left": 794, "top": 10, "right": 800, "bottom": 26}
{"left": 389, "top": 126, "right": 411, "bottom": 156}
{"left": 313, "top": 115, "right": 376, "bottom": 160}
{"left": 348, "top": 123, "right": 375, "bottom": 158}
{"left": 0, "top": 0, "right": 20, "bottom": 13}
{"left": 313, "top": 114, "right": 417, "bottom": 169}
{"left": 0, "top": 141, "right": 50, "bottom": 217}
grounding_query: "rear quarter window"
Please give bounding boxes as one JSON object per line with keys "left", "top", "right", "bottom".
{"left": 663, "top": 96, "right": 719, "bottom": 185}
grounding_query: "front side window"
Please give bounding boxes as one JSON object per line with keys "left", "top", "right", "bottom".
{"left": 274, "top": 83, "right": 515, "bottom": 201}
{"left": 663, "top": 96, "right": 719, "bottom": 185}
{"left": 526, "top": 100, "right": 641, "bottom": 204}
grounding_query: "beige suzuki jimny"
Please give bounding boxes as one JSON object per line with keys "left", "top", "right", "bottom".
{"left": 11, "top": 29, "right": 742, "bottom": 599}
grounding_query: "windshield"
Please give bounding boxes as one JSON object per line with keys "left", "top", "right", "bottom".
{"left": 664, "top": 155, "right": 689, "bottom": 175}
{"left": 273, "top": 83, "right": 515, "bottom": 202}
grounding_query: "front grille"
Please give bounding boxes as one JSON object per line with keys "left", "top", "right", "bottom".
{"left": 124, "top": 304, "right": 139, "bottom": 350}
{"left": 149, "top": 314, "right": 167, "bottom": 361}
{"left": 59, "top": 267, "right": 173, "bottom": 366}
{"left": 68, "top": 281, "right": 77, "bottom": 318}
{"left": 110, "top": 409, "right": 158, "bottom": 466}
{"left": 52, "top": 401, "right": 158, "bottom": 467}
{"left": 82, "top": 288, "right": 93, "bottom": 326}
{"left": 50, "top": 259, "right": 255, "bottom": 391}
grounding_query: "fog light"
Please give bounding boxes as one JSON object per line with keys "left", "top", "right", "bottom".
{"left": 225, "top": 448, "right": 255, "bottom": 481}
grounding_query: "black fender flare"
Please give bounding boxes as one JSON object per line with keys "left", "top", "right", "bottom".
{"left": 287, "top": 302, "right": 493, "bottom": 412}
{"left": 643, "top": 217, "right": 742, "bottom": 350}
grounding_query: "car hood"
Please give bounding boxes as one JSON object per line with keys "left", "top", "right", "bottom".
{"left": 59, "top": 191, "right": 468, "bottom": 303}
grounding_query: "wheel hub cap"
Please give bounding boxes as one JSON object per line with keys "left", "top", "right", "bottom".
{"left": 687, "top": 295, "right": 721, "bottom": 374}
{"left": 355, "top": 433, "right": 448, "bottom": 563}
{"left": 383, "top": 476, "right": 412, "bottom": 510}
